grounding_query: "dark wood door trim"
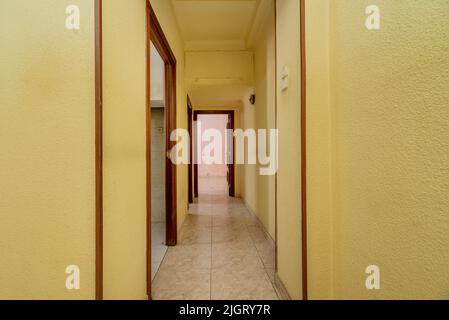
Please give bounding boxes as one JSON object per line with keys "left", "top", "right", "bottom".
{"left": 147, "top": 1, "right": 178, "bottom": 298}
{"left": 274, "top": 0, "right": 278, "bottom": 281}
{"left": 145, "top": 1, "right": 152, "bottom": 299}
{"left": 164, "top": 61, "right": 178, "bottom": 247}
{"left": 227, "top": 113, "right": 235, "bottom": 197}
{"left": 94, "top": 0, "right": 103, "bottom": 301}
{"left": 300, "top": 0, "right": 308, "bottom": 301}
{"left": 193, "top": 111, "right": 199, "bottom": 199}
{"left": 193, "top": 110, "right": 235, "bottom": 198}
{"left": 187, "top": 96, "right": 194, "bottom": 204}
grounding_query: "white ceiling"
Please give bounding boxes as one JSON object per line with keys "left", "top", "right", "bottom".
{"left": 172, "top": 0, "right": 261, "bottom": 50}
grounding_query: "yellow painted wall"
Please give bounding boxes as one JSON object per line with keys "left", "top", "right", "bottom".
{"left": 307, "top": 0, "right": 449, "bottom": 299}
{"left": 241, "top": 1, "right": 276, "bottom": 239}
{"left": 329, "top": 0, "right": 449, "bottom": 299}
{"left": 0, "top": 0, "right": 95, "bottom": 299}
{"left": 241, "top": 92, "right": 258, "bottom": 213}
{"left": 102, "top": 0, "right": 147, "bottom": 300}
{"left": 305, "top": 0, "right": 333, "bottom": 299}
{"left": 275, "top": 0, "right": 303, "bottom": 300}
{"left": 103, "top": 0, "right": 188, "bottom": 299}
{"left": 186, "top": 51, "right": 254, "bottom": 87}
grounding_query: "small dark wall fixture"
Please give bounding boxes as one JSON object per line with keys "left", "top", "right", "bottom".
{"left": 249, "top": 94, "right": 256, "bottom": 105}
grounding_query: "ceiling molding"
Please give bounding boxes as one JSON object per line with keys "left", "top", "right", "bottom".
{"left": 185, "top": 40, "right": 246, "bottom": 52}
{"left": 246, "top": 0, "right": 272, "bottom": 48}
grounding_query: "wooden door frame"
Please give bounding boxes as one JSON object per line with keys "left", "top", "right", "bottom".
{"left": 187, "top": 96, "right": 193, "bottom": 204}
{"left": 300, "top": 0, "right": 308, "bottom": 300}
{"left": 146, "top": 1, "right": 178, "bottom": 299}
{"left": 94, "top": 0, "right": 103, "bottom": 301}
{"left": 192, "top": 110, "right": 235, "bottom": 198}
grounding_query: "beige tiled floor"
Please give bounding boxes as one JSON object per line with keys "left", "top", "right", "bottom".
{"left": 151, "top": 222, "right": 167, "bottom": 280}
{"left": 152, "top": 176, "right": 279, "bottom": 300}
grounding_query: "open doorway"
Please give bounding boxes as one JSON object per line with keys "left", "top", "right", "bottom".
{"left": 146, "top": 3, "right": 177, "bottom": 299}
{"left": 149, "top": 41, "right": 166, "bottom": 281}
{"left": 193, "top": 110, "right": 235, "bottom": 198}
{"left": 198, "top": 114, "right": 228, "bottom": 195}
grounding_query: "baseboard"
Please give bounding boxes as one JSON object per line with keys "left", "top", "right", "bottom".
{"left": 242, "top": 199, "right": 275, "bottom": 245}
{"left": 274, "top": 273, "right": 292, "bottom": 300}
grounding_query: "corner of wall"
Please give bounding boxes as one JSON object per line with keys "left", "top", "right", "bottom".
{"left": 305, "top": 0, "right": 334, "bottom": 300}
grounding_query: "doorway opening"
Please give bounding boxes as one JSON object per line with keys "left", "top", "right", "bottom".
{"left": 146, "top": 3, "right": 177, "bottom": 299}
{"left": 193, "top": 110, "right": 235, "bottom": 199}
{"left": 149, "top": 41, "right": 167, "bottom": 282}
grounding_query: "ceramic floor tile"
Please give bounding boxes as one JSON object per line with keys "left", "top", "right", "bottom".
{"left": 212, "top": 215, "right": 248, "bottom": 228}
{"left": 265, "top": 267, "right": 276, "bottom": 284}
{"left": 211, "top": 267, "right": 279, "bottom": 300}
{"left": 151, "top": 262, "right": 160, "bottom": 281}
{"left": 254, "top": 239, "right": 276, "bottom": 269}
{"left": 189, "top": 204, "right": 213, "bottom": 215}
{"left": 243, "top": 214, "right": 261, "bottom": 226}
{"left": 152, "top": 188, "right": 278, "bottom": 300}
{"left": 212, "top": 240, "right": 256, "bottom": 252}
{"left": 257, "top": 249, "right": 275, "bottom": 270}
{"left": 212, "top": 227, "right": 252, "bottom": 244}
{"left": 151, "top": 222, "right": 168, "bottom": 280}
{"left": 212, "top": 245, "right": 264, "bottom": 270}
{"left": 152, "top": 268, "right": 211, "bottom": 300}
{"left": 179, "top": 226, "right": 212, "bottom": 245}
{"left": 183, "top": 214, "right": 212, "bottom": 227}
{"left": 247, "top": 225, "right": 271, "bottom": 242}
{"left": 161, "top": 244, "right": 211, "bottom": 270}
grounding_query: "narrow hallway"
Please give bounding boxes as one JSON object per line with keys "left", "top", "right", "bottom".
{"left": 152, "top": 177, "right": 278, "bottom": 300}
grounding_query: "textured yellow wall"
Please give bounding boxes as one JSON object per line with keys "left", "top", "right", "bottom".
{"left": 255, "top": 3, "right": 276, "bottom": 239}
{"left": 241, "top": 93, "right": 258, "bottom": 214}
{"left": 305, "top": 0, "right": 333, "bottom": 299}
{"left": 102, "top": 0, "right": 188, "bottom": 299}
{"left": 307, "top": 0, "right": 449, "bottom": 299}
{"left": 102, "top": 0, "right": 147, "bottom": 300}
{"left": 241, "top": 1, "right": 276, "bottom": 239}
{"left": 329, "top": 0, "right": 449, "bottom": 299}
{"left": 186, "top": 51, "right": 254, "bottom": 86}
{"left": 0, "top": 0, "right": 95, "bottom": 299}
{"left": 275, "top": 0, "right": 303, "bottom": 300}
